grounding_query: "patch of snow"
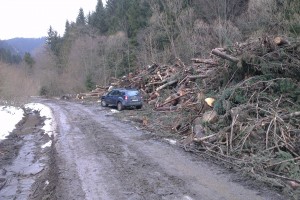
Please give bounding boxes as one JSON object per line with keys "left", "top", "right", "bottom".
{"left": 164, "top": 138, "right": 177, "bottom": 145}
{"left": 41, "top": 140, "right": 52, "bottom": 149}
{"left": 0, "top": 106, "right": 24, "bottom": 141}
{"left": 110, "top": 109, "right": 120, "bottom": 113}
{"left": 183, "top": 196, "right": 194, "bottom": 200}
{"left": 25, "top": 103, "right": 56, "bottom": 137}
{"left": 43, "top": 180, "right": 50, "bottom": 190}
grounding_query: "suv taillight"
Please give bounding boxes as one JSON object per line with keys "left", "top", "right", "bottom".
{"left": 124, "top": 95, "right": 128, "bottom": 100}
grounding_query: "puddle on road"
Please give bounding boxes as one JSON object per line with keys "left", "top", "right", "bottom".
{"left": 0, "top": 134, "right": 45, "bottom": 199}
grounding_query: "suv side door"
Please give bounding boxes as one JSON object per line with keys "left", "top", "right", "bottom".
{"left": 106, "top": 90, "right": 116, "bottom": 104}
{"left": 111, "top": 90, "right": 121, "bottom": 105}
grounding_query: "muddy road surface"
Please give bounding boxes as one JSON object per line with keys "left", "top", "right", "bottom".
{"left": 1, "top": 99, "right": 284, "bottom": 200}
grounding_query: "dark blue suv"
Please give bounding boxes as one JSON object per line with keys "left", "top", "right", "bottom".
{"left": 100, "top": 88, "right": 143, "bottom": 111}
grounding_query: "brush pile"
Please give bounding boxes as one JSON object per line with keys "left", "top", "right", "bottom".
{"left": 79, "top": 35, "right": 300, "bottom": 195}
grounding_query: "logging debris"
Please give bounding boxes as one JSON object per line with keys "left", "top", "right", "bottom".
{"left": 77, "top": 36, "right": 300, "bottom": 196}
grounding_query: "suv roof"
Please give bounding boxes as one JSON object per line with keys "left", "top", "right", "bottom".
{"left": 113, "top": 88, "right": 139, "bottom": 91}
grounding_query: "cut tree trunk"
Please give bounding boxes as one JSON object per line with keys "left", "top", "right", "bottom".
{"left": 155, "top": 106, "right": 178, "bottom": 111}
{"left": 274, "top": 37, "right": 290, "bottom": 46}
{"left": 155, "top": 79, "right": 178, "bottom": 91}
{"left": 211, "top": 48, "right": 239, "bottom": 63}
{"left": 158, "top": 93, "right": 190, "bottom": 108}
{"left": 178, "top": 75, "right": 209, "bottom": 86}
{"left": 191, "top": 58, "right": 218, "bottom": 65}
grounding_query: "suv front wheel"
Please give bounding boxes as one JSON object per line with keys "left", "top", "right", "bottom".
{"left": 101, "top": 100, "right": 107, "bottom": 107}
{"left": 117, "top": 102, "right": 123, "bottom": 111}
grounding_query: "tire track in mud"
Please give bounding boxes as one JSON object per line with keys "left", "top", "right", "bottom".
{"left": 43, "top": 100, "right": 283, "bottom": 200}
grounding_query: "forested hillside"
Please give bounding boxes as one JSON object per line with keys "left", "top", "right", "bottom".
{"left": 42, "top": 0, "right": 300, "bottom": 96}
{"left": 0, "top": 40, "right": 22, "bottom": 64}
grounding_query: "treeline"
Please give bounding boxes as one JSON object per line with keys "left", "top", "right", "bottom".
{"left": 46, "top": 0, "right": 250, "bottom": 94}
{"left": 0, "top": 41, "right": 22, "bottom": 64}
{"left": 0, "top": 48, "right": 22, "bottom": 64}
{"left": 49, "top": 1, "right": 300, "bottom": 60}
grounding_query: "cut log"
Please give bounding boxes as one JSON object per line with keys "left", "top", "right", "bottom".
{"left": 205, "top": 98, "right": 215, "bottom": 107}
{"left": 178, "top": 75, "right": 208, "bottom": 86}
{"left": 79, "top": 93, "right": 101, "bottom": 97}
{"left": 95, "top": 85, "right": 109, "bottom": 89}
{"left": 176, "top": 57, "right": 186, "bottom": 68}
{"left": 155, "top": 106, "right": 178, "bottom": 111}
{"left": 147, "top": 63, "right": 159, "bottom": 73}
{"left": 157, "top": 71, "right": 163, "bottom": 80}
{"left": 76, "top": 94, "right": 83, "bottom": 99}
{"left": 194, "top": 133, "right": 217, "bottom": 142}
{"left": 163, "top": 94, "right": 179, "bottom": 106}
{"left": 211, "top": 48, "right": 239, "bottom": 63}
{"left": 148, "top": 91, "right": 160, "bottom": 101}
{"left": 282, "top": 111, "right": 300, "bottom": 120}
{"left": 191, "top": 58, "right": 218, "bottom": 65}
{"left": 196, "top": 92, "right": 205, "bottom": 102}
{"left": 287, "top": 181, "right": 300, "bottom": 189}
{"left": 145, "top": 79, "right": 168, "bottom": 87}
{"left": 193, "top": 117, "right": 205, "bottom": 140}
{"left": 148, "top": 99, "right": 157, "bottom": 105}
{"left": 202, "top": 110, "right": 218, "bottom": 123}
{"left": 155, "top": 79, "right": 178, "bottom": 91}
{"left": 274, "top": 37, "right": 290, "bottom": 46}
{"left": 157, "top": 92, "right": 190, "bottom": 107}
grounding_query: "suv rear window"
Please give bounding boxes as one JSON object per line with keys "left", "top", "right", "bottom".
{"left": 126, "top": 90, "right": 140, "bottom": 96}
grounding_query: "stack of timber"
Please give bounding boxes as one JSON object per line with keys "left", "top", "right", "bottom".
{"left": 76, "top": 85, "right": 109, "bottom": 99}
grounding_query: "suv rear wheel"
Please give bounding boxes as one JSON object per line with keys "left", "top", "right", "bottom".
{"left": 117, "top": 102, "right": 123, "bottom": 111}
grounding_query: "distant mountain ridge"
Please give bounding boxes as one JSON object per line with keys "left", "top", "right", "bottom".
{"left": 4, "top": 37, "right": 46, "bottom": 56}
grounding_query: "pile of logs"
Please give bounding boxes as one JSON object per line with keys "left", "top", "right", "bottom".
{"left": 76, "top": 86, "right": 109, "bottom": 99}
{"left": 101, "top": 58, "right": 218, "bottom": 110}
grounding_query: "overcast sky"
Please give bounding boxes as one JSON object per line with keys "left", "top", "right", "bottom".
{"left": 0, "top": 0, "right": 107, "bottom": 40}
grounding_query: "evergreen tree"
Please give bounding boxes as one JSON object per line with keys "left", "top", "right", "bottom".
{"left": 46, "top": 26, "right": 61, "bottom": 57}
{"left": 87, "top": 12, "right": 92, "bottom": 25}
{"left": 104, "top": 0, "right": 151, "bottom": 37}
{"left": 23, "top": 52, "right": 35, "bottom": 68}
{"left": 76, "top": 8, "right": 86, "bottom": 25}
{"left": 64, "top": 20, "right": 70, "bottom": 36}
{"left": 126, "top": 0, "right": 151, "bottom": 38}
{"left": 105, "top": 0, "right": 121, "bottom": 33}
{"left": 106, "top": 0, "right": 119, "bottom": 16}
{"left": 91, "top": 0, "right": 108, "bottom": 33}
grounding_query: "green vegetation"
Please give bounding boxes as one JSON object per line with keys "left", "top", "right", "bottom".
{"left": 23, "top": 52, "right": 35, "bottom": 68}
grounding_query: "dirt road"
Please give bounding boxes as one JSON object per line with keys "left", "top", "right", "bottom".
{"left": 0, "top": 99, "right": 284, "bottom": 199}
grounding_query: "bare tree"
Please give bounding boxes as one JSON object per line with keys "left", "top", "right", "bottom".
{"left": 149, "top": 0, "right": 185, "bottom": 59}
